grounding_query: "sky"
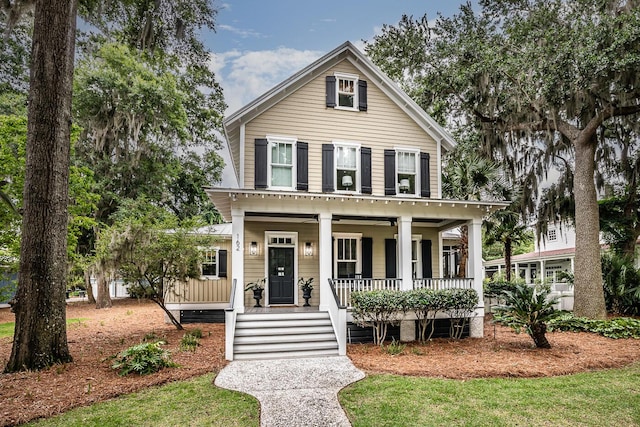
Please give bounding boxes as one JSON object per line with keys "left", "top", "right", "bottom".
{"left": 205, "top": 1, "right": 468, "bottom": 115}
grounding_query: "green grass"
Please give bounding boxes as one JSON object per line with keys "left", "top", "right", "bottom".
{"left": 29, "top": 373, "right": 260, "bottom": 427}
{"left": 0, "top": 318, "right": 89, "bottom": 338}
{"left": 340, "top": 362, "right": 640, "bottom": 427}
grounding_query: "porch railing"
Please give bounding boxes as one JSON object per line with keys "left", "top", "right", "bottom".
{"left": 331, "top": 278, "right": 401, "bottom": 307}
{"left": 413, "top": 277, "right": 474, "bottom": 290}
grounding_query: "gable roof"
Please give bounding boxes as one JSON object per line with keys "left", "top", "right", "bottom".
{"left": 222, "top": 41, "right": 457, "bottom": 181}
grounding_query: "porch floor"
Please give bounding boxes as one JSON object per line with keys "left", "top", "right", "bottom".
{"left": 245, "top": 305, "right": 321, "bottom": 314}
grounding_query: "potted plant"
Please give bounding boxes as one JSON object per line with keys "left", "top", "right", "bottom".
{"left": 245, "top": 278, "right": 265, "bottom": 307}
{"left": 298, "top": 277, "right": 314, "bottom": 307}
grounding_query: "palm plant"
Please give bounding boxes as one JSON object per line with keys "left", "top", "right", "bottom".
{"left": 493, "top": 283, "right": 561, "bottom": 348}
{"left": 442, "top": 148, "right": 507, "bottom": 277}
{"left": 484, "top": 208, "right": 532, "bottom": 281}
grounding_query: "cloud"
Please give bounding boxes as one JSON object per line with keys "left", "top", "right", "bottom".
{"left": 211, "top": 47, "right": 323, "bottom": 115}
{"left": 218, "top": 24, "right": 266, "bottom": 40}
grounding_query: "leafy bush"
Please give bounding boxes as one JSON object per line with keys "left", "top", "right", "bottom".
{"left": 352, "top": 288, "right": 479, "bottom": 343}
{"left": 351, "top": 290, "right": 408, "bottom": 345}
{"left": 493, "top": 284, "right": 561, "bottom": 348}
{"left": 601, "top": 252, "right": 640, "bottom": 316}
{"left": 548, "top": 313, "right": 640, "bottom": 339}
{"left": 111, "top": 342, "right": 177, "bottom": 376}
{"left": 405, "top": 288, "right": 442, "bottom": 342}
{"left": 441, "top": 288, "right": 479, "bottom": 339}
{"left": 180, "top": 330, "right": 202, "bottom": 352}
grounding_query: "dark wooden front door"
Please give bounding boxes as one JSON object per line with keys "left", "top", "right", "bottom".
{"left": 268, "top": 247, "right": 294, "bottom": 304}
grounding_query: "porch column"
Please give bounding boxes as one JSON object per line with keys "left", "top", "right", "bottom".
{"left": 467, "top": 218, "right": 484, "bottom": 338}
{"left": 231, "top": 209, "right": 245, "bottom": 313}
{"left": 540, "top": 260, "right": 546, "bottom": 283}
{"left": 398, "top": 216, "right": 413, "bottom": 291}
{"left": 318, "top": 212, "right": 332, "bottom": 311}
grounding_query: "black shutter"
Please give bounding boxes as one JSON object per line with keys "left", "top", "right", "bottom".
{"left": 322, "top": 144, "right": 334, "bottom": 192}
{"left": 296, "top": 142, "right": 308, "bottom": 191}
{"left": 361, "top": 147, "right": 372, "bottom": 194}
{"left": 362, "top": 237, "right": 373, "bottom": 278}
{"left": 421, "top": 152, "right": 431, "bottom": 198}
{"left": 384, "top": 149, "right": 396, "bottom": 196}
{"left": 326, "top": 76, "right": 336, "bottom": 108}
{"left": 218, "top": 250, "right": 228, "bottom": 278}
{"left": 254, "top": 139, "right": 268, "bottom": 189}
{"left": 358, "top": 80, "right": 368, "bottom": 111}
{"left": 385, "top": 238, "right": 397, "bottom": 279}
{"left": 421, "top": 240, "right": 432, "bottom": 278}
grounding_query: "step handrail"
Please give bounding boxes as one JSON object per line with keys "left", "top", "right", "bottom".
{"left": 224, "top": 278, "right": 238, "bottom": 360}
{"left": 327, "top": 278, "right": 347, "bottom": 356}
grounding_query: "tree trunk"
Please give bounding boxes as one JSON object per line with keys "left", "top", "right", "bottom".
{"left": 457, "top": 225, "right": 468, "bottom": 278}
{"left": 573, "top": 134, "right": 607, "bottom": 319}
{"left": 83, "top": 268, "right": 96, "bottom": 304}
{"left": 504, "top": 239, "right": 513, "bottom": 282}
{"left": 5, "top": 0, "right": 77, "bottom": 372}
{"left": 153, "top": 297, "right": 183, "bottom": 330}
{"left": 95, "top": 268, "right": 112, "bottom": 309}
{"left": 530, "top": 322, "right": 551, "bottom": 349}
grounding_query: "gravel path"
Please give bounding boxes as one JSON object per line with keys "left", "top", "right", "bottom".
{"left": 214, "top": 356, "right": 365, "bottom": 426}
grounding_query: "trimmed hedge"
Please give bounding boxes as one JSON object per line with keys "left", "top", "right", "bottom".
{"left": 351, "top": 288, "right": 479, "bottom": 344}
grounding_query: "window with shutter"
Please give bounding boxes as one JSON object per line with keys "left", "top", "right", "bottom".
{"left": 327, "top": 72, "right": 367, "bottom": 112}
{"left": 201, "top": 248, "right": 220, "bottom": 278}
{"left": 395, "top": 148, "right": 420, "bottom": 196}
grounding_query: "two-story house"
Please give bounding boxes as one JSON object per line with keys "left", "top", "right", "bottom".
{"left": 201, "top": 42, "right": 504, "bottom": 361}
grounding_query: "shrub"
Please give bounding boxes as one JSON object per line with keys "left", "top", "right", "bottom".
{"left": 111, "top": 341, "right": 177, "bottom": 376}
{"left": 405, "top": 288, "right": 441, "bottom": 342}
{"left": 385, "top": 338, "right": 406, "bottom": 355}
{"left": 548, "top": 313, "right": 640, "bottom": 339}
{"left": 493, "top": 284, "right": 561, "bottom": 348}
{"left": 601, "top": 252, "right": 640, "bottom": 316}
{"left": 180, "top": 330, "right": 201, "bottom": 352}
{"left": 441, "top": 288, "right": 479, "bottom": 339}
{"left": 351, "top": 290, "right": 407, "bottom": 345}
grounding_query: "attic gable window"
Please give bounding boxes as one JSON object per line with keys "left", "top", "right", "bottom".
{"left": 326, "top": 73, "right": 367, "bottom": 111}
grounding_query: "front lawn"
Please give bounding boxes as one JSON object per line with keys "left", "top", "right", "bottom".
{"left": 340, "top": 362, "right": 640, "bottom": 426}
{"left": 29, "top": 373, "right": 259, "bottom": 427}
{"left": 0, "top": 318, "right": 88, "bottom": 338}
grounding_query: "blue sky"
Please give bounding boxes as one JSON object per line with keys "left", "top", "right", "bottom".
{"left": 205, "top": 1, "right": 469, "bottom": 115}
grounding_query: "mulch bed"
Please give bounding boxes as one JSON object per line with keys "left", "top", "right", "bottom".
{"left": 1, "top": 299, "right": 639, "bottom": 426}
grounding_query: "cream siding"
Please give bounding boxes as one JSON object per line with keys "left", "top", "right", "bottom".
{"left": 165, "top": 239, "right": 232, "bottom": 304}
{"left": 243, "top": 60, "right": 438, "bottom": 196}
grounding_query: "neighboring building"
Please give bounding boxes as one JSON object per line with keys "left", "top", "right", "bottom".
{"left": 202, "top": 41, "right": 505, "bottom": 360}
{"left": 483, "top": 222, "right": 575, "bottom": 310}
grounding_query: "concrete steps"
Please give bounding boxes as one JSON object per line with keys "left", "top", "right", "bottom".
{"left": 233, "top": 311, "right": 338, "bottom": 360}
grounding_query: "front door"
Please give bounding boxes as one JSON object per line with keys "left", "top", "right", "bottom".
{"left": 268, "top": 247, "right": 294, "bottom": 304}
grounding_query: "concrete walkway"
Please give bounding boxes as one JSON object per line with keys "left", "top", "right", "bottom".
{"left": 215, "top": 356, "right": 365, "bottom": 426}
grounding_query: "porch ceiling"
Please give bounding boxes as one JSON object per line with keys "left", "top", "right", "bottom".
{"left": 205, "top": 188, "right": 509, "bottom": 226}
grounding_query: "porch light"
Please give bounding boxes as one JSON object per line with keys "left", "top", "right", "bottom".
{"left": 249, "top": 241, "right": 258, "bottom": 256}
{"left": 304, "top": 242, "right": 313, "bottom": 257}
{"left": 341, "top": 175, "right": 353, "bottom": 188}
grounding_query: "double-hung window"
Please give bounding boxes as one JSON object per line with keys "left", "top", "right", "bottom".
{"left": 396, "top": 149, "right": 419, "bottom": 196}
{"left": 268, "top": 136, "right": 295, "bottom": 189}
{"left": 334, "top": 234, "right": 361, "bottom": 278}
{"left": 335, "top": 143, "right": 359, "bottom": 192}
{"left": 201, "top": 248, "right": 218, "bottom": 278}
{"left": 336, "top": 73, "right": 358, "bottom": 110}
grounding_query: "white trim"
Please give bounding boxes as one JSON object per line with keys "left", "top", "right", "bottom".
{"left": 200, "top": 246, "right": 221, "bottom": 280}
{"left": 332, "top": 232, "right": 362, "bottom": 278}
{"left": 394, "top": 147, "right": 420, "bottom": 197}
{"left": 264, "top": 231, "right": 298, "bottom": 306}
{"left": 239, "top": 124, "right": 245, "bottom": 188}
{"left": 266, "top": 135, "right": 297, "bottom": 191}
{"left": 436, "top": 139, "right": 442, "bottom": 198}
{"left": 334, "top": 72, "right": 359, "bottom": 111}
{"left": 333, "top": 141, "right": 361, "bottom": 193}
